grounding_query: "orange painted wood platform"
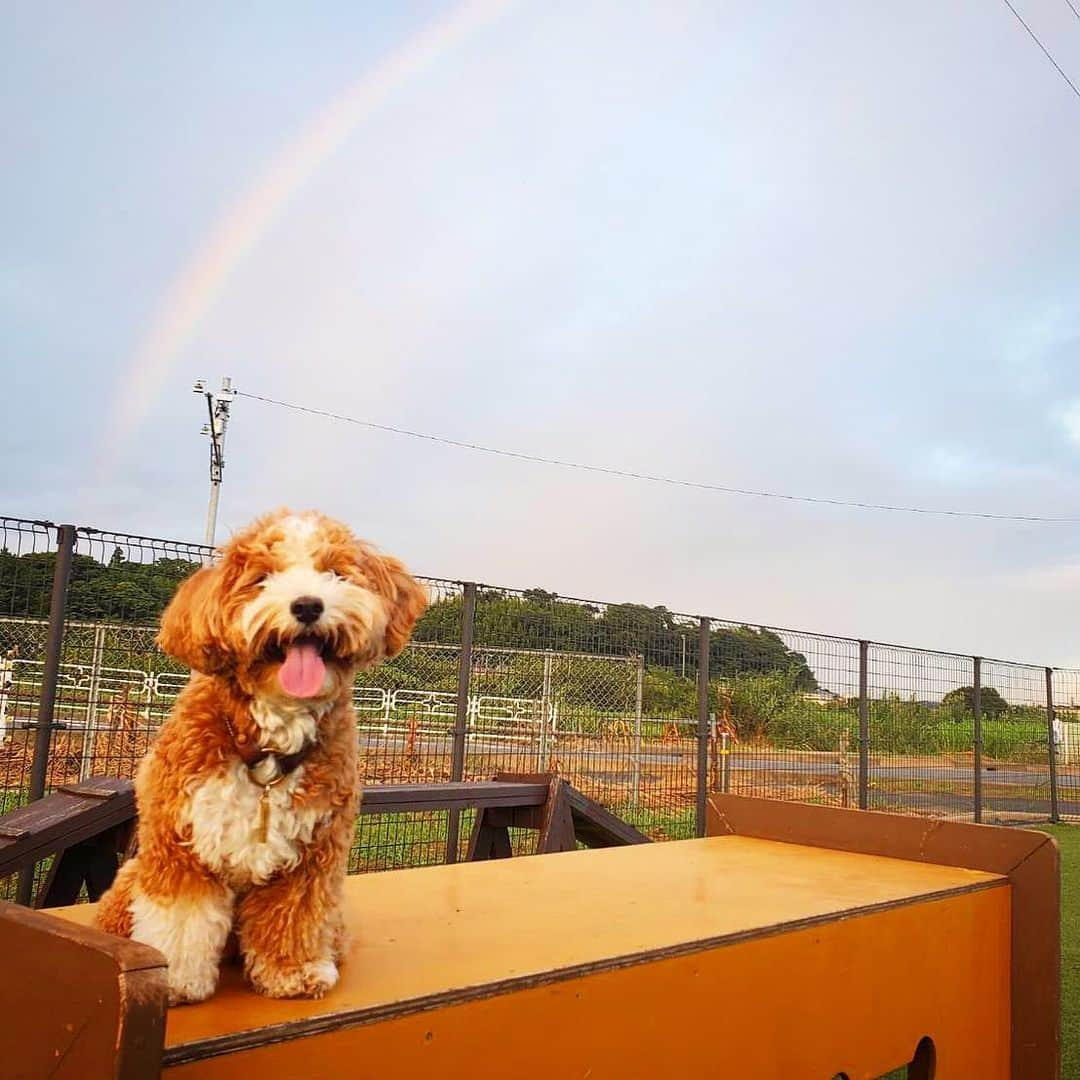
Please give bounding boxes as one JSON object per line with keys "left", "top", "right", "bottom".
{"left": 49, "top": 835, "right": 1011, "bottom": 1078}
{"left": 3, "top": 795, "right": 1060, "bottom": 1078}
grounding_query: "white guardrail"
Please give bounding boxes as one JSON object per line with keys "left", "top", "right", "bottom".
{"left": 0, "top": 656, "right": 557, "bottom": 743}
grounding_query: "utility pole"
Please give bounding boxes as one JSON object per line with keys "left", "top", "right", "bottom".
{"left": 193, "top": 377, "right": 235, "bottom": 547}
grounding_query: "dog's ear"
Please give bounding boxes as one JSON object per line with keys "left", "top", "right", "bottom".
{"left": 157, "top": 564, "right": 233, "bottom": 674}
{"left": 367, "top": 554, "right": 428, "bottom": 659}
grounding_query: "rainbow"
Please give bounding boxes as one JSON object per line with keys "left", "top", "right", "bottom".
{"left": 97, "top": 0, "right": 509, "bottom": 482}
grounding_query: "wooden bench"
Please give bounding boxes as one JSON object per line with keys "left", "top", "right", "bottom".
{"left": 0, "top": 775, "right": 649, "bottom": 908}
{"left": 0, "top": 777, "right": 136, "bottom": 907}
{"left": 0, "top": 795, "right": 1059, "bottom": 1078}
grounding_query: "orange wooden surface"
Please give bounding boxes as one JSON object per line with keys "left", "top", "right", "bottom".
{"left": 50, "top": 835, "right": 1009, "bottom": 1077}
{"left": 709, "top": 792, "right": 1061, "bottom": 1079}
{"left": 165, "top": 887, "right": 1011, "bottom": 1079}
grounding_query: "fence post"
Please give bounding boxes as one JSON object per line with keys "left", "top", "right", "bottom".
{"left": 445, "top": 582, "right": 477, "bottom": 863}
{"left": 858, "top": 640, "right": 869, "bottom": 810}
{"left": 973, "top": 656, "right": 982, "bottom": 824}
{"left": 631, "top": 654, "right": 644, "bottom": 810}
{"left": 19, "top": 523, "right": 76, "bottom": 905}
{"left": 0, "top": 652, "right": 13, "bottom": 742}
{"left": 79, "top": 624, "right": 107, "bottom": 781}
{"left": 695, "top": 617, "right": 710, "bottom": 838}
{"left": 28, "top": 524, "right": 75, "bottom": 802}
{"left": 1046, "top": 667, "right": 1060, "bottom": 824}
{"left": 538, "top": 653, "right": 553, "bottom": 772}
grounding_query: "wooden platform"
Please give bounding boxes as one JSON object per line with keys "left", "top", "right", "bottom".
{"left": 0, "top": 794, "right": 1060, "bottom": 1078}
{"left": 10, "top": 831, "right": 1023, "bottom": 1078}
{"left": 709, "top": 793, "right": 1061, "bottom": 1078}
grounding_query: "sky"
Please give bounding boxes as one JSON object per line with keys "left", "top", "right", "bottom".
{"left": 4, "top": 1, "right": 1080, "bottom": 665}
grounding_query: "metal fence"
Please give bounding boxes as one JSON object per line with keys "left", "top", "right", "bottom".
{"left": 1, "top": 516, "right": 1076, "bottom": 894}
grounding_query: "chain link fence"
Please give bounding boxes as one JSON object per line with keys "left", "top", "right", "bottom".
{"left": 1, "top": 516, "right": 1076, "bottom": 894}
{"left": 1052, "top": 668, "right": 1080, "bottom": 820}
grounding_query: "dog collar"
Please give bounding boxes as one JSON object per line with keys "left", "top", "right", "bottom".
{"left": 225, "top": 718, "right": 315, "bottom": 787}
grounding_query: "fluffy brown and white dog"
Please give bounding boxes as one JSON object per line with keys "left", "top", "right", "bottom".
{"left": 95, "top": 509, "right": 427, "bottom": 1004}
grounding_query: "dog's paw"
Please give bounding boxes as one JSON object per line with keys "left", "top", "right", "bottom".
{"left": 167, "top": 967, "right": 219, "bottom": 1006}
{"left": 248, "top": 957, "right": 339, "bottom": 1000}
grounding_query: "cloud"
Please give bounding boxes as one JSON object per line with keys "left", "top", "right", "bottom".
{"left": 7, "top": 2, "right": 1080, "bottom": 665}
{"left": 1059, "top": 401, "right": 1080, "bottom": 447}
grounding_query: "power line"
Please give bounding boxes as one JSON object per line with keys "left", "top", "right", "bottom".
{"left": 1065, "top": 0, "right": 1080, "bottom": 25}
{"left": 235, "top": 390, "right": 1080, "bottom": 525}
{"left": 1000, "top": 0, "right": 1080, "bottom": 101}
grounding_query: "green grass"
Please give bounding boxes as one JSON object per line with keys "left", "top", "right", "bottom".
{"left": 0, "top": 789, "right": 27, "bottom": 815}
{"left": 617, "top": 805, "right": 695, "bottom": 840}
{"left": 1039, "top": 824, "right": 1078, "bottom": 1079}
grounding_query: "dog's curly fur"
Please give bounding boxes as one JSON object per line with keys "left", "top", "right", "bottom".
{"left": 95, "top": 509, "right": 426, "bottom": 1005}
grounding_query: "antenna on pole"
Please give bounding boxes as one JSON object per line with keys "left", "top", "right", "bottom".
{"left": 193, "top": 377, "right": 235, "bottom": 547}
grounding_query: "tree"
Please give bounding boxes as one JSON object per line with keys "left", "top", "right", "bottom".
{"left": 413, "top": 589, "right": 817, "bottom": 688}
{"left": 710, "top": 626, "right": 817, "bottom": 690}
{"left": 0, "top": 549, "right": 821, "bottom": 694}
{"left": 0, "top": 549, "right": 202, "bottom": 623}
{"left": 942, "top": 686, "right": 1008, "bottom": 720}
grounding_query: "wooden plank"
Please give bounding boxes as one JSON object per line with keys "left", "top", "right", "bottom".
{"left": 493, "top": 773, "right": 650, "bottom": 849}
{"left": 0, "top": 778, "right": 135, "bottom": 869}
{"left": 56, "top": 782, "right": 125, "bottom": 799}
{"left": 39, "top": 823, "right": 133, "bottom": 907}
{"left": 358, "top": 782, "right": 548, "bottom": 815}
{"left": 566, "top": 787, "right": 650, "bottom": 848}
{"left": 465, "top": 813, "right": 513, "bottom": 861}
{"left": 459, "top": 806, "right": 543, "bottom": 831}
{"left": 706, "top": 793, "right": 1060, "bottom": 1080}
{"left": 535, "top": 778, "right": 576, "bottom": 854}
{"left": 1, "top": 800, "right": 138, "bottom": 888}
{"left": 0, "top": 900, "right": 167, "bottom": 1079}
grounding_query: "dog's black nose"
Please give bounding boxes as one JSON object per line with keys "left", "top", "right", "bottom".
{"left": 290, "top": 596, "right": 324, "bottom": 625}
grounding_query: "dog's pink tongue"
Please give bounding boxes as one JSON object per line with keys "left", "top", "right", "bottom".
{"left": 279, "top": 642, "right": 326, "bottom": 698}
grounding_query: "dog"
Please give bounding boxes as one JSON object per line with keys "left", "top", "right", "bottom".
{"left": 95, "top": 509, "right": 427, "bottom": 1004}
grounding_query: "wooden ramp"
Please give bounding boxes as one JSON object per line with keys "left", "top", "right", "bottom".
{"left": 0, "top": 795, "right": 1059, "bottom": 1079}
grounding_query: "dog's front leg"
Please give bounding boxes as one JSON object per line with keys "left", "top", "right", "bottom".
{"left": 107, "top": 858, "right": 235, "bottom": 1005}
{"left": 236, "top": 833, "right": 347, "bottom": 999}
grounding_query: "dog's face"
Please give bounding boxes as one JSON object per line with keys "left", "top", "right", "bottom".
{"left": 158, "top": 510, "right": 428, "bottom": 701}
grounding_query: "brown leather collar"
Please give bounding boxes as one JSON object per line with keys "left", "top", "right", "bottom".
{"left": 225, "top": 719, "right": 315, "bottom": 779}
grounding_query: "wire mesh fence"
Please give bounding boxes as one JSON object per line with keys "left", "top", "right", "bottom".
{"left": 0, "top": 515, "right": 1075, "bottom": 900}
{"left": 351, "top": 578, "right": 461, "bottom": 871}
{"left": 866, "top": 645, "right": 976, "bottom": 820}
{"left": 979, "top": 660, "right": 1055, "bottom": 824}
{"left": 709, "top": 622, "right": 861, "bottom": 813}
{"left": 52, "top": 529, "right": 215, "bottom": 793}
{"left": 1052, "top": 668, "right": 1080, "bottom": 821}
{"left": 0, "top": 518, "right": 61, "bottom": 819}
{"left": 466, "top": 587, "right": 700, "bottom": 840}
